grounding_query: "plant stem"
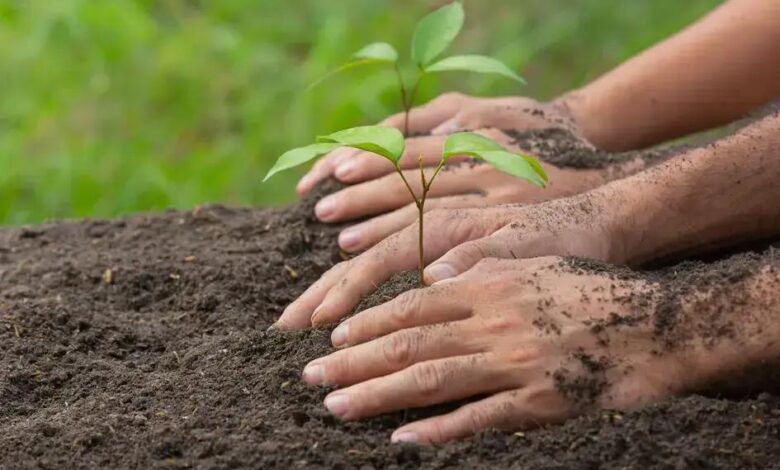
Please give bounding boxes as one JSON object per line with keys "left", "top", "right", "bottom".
{"left": 425, "top": 160, "right": 446, "bottom": 192}
{"left": 394, "top": 64, "right": 411, "bottom": 137}
{"left": 393, "top": 64, "right": 423, "bottom": 138}
{"left": 417, "top": 156, "right": 427, "bottom": 284}
{"left": 404, "top": 75, "right": 421, "bottom": 138}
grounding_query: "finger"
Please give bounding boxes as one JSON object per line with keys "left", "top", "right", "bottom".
{"left": 338, "top": 194, "right": 486, "bottom": 252}
{"left": 334, "top": 135, "right": 461, "bottom": 184}
{"left": 307, "top": 320, "right": 479, "bottom": 386}
{"left": 321, "top": 354, "right": 518, "bottom": 421}
{"left": 390, "top": 388, "right": 567, "bottom": 444}
{"left": 309, "top": 208, "right": 508, "bottom": 327}
{"left": 381, "top": 92, "right": 468, "bottom": 134}
{"left": 430, "top": 117, "right": 461, "bottom": 136}
{"left": 273, "top": 261, "right": 351, "bottom": 330}
{"left": 330, "top": 283, "right": 473, "bottom": 347}
{"left": 296, "top": 148, "right": 358, "bottom": 195}
{"left": 315, "top": 164, "right": 484, "bottom": 223}
{"left": 423, "top": 224, "right": 551, "bottom": 284}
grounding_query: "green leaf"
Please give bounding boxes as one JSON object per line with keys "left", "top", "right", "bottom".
{"left": 443, "top": 132, "right": 546, "bottom": 187}
{"left": 353, "top": 42, "right": 398, "bottom": 63}
{"left": 442, "top": 132, "right": 506, "bottom": 157}
{"left": 411, "top": 1, "right": 464, "bottom": 68}
{"left": 427, "top": 55, "right": 525, "bottom": 83}
{"left": 306, "top": 43, "right": 397, "bottom": 91}
{"left": 263, "top": 143, "right": 340, "bottom": 182}
{"left": 317, "top": 126, "right": 405, "bottom": 162}
{"left": 522, "top": 155, "right": 549, "bottom": 183}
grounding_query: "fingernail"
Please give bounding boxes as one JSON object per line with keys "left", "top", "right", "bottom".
{"left": 391, "top": 431, "right": 419, "bottom": 443}
{"left": 335, "top": 161, "right": 356, "bottom": 180}
{"left": 338, "top": 228, "right": 361, "bottom": 250}
{"left": 324, "top": 393, "right": 350, "bottom": 417}
{"left": 297, "top": 173, "right": 314, "bottom": 192}
{"left": 302, "top": 362, "right": 325, "bottom": 385}
{"left": 331, "top": 322, "right": 349, "bottom": 347}
{"left": 266, "top": 324, "right": 277, "bottom": 332}
{"left": 315, "top": 196, "right": 337, "bottom": 221}
{"left": 425, "top": 263, "right": 457, "bottom": 283}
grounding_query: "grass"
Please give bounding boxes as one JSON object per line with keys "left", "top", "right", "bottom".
{"left": 0, "top": 0, "right": 720, "bottom": 226}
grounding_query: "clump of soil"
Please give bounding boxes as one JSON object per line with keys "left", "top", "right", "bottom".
{"left": 504, "top": 127, "right": 689, "bottom": 170}
{"left": 2, "top": 134, "right": 780, "bottom": 468}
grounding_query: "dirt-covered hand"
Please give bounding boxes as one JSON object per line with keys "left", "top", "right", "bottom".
{"left": 298, "top": 257, "right": 693, "bottom": 443}
{"left": 314, "top": 129, "right": 606, "bottom": 253}
{"left": 296, "top": 93, "right": 582, "bottom": 195}
{"left": 274, "top": 191, "right": 626, "bottom": 329}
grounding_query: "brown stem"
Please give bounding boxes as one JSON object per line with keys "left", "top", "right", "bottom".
{"left": 394, "top": 64, "right": 411, "bottom": 138}
{"left": 395, "top": 164, "right": 424, "bottom": 283}
{"left": 425, "top": 160, "right": 446, "bottom": 192}
{"left": 418, "top": 156, "right": 427, "bottom": 284}
{"left": 405, "top": 76, "right": 421, "bottom": 137}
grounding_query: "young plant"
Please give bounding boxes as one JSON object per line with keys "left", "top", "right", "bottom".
{"left": 264, "top": 2, "right": 548, "bottom": 284}
{"left": 309, "top": 1, "right": 524, "bottom": 136}
{"left": 264, "top": 127, "right": 547, "bottom": 284}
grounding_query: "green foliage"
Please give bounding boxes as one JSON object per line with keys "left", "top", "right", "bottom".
{"left": 412, "top": 1, "right": 464, "bottom": 67}
{"left": 354, "top": 42, "right": 399, "bottom": 63}
{"left": 263, "top": 143, "right": 339, "bottom": 182}
{"left": 266, "top": 1, "right": 531, "bottom": 185}
{"left": 0, "top": 0, "right": 721, "bottom": 225}
{"left": 443, "top": 133, "right": 547, "bottom": 186}
{"left": 316, "top": 126, "right": 405, "bottom": 162}
{"left": 427, "top": 55, "right": 525, "bottom": 83}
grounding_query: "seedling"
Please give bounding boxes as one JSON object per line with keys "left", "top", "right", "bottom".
{"left": 308, "top": 1, "right": 525, "bottom": 137}
{"left": 264, "top": 2, "right": 548, "bottom": 284}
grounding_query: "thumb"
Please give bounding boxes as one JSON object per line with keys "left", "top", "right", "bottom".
{"left": 423, "top": 235, "right": 511, "bottom": 284}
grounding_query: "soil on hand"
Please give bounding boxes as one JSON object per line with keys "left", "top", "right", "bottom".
{"left": 2, "top": 133, "right": 780, "bottom": 469}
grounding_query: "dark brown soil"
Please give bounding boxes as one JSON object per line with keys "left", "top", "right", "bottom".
{"left": 3, "top": 143, "right": 780, "bottom": 469}
{"left": 504, "top": 127, "right": 690, "bottom": 170}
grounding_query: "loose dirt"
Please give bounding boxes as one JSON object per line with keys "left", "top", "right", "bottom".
{"left": 2, "top": 134, "right": 780, "bottom": 469}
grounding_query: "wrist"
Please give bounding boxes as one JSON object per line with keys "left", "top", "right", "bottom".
{"left": 552, "top": 89, "right": 618, "bottom": 151}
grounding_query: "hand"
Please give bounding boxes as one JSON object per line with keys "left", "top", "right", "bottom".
{"left": 275, "top": 190, "right": 629, "bottom": 330}
{"left": 296, "top": 93, "right": 583, "bottom": 195}
{"left": 315, "top": 128, "right": 607, "bottom": 252}
{"left": 299, "top": 257, "right": 696, "bottom": 443}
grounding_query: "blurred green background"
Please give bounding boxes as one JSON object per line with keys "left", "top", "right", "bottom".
{"left": 0, "top": 0, "right": 720, "bottom": 226}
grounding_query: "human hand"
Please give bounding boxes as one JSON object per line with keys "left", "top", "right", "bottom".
{"left": 275, "top": 190, "right": 629, "bottom": 330}
{"left": 299, "top": 257, "right": 695, "bottom": 443}
{"left": 313, "top": 128, "right": 607, "bottom": 252}
{"left": 296, "top": 93, "right": 583, "bottom": 195}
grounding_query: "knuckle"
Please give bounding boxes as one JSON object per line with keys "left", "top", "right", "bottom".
{"left": 411, "top": 362, "right": 445, "bottom": 396}
{"left": 463, "top": 405, "right": 493, "bottom": 432}
{"left": 382, "top": 331, "right": 417, "bottom": 367}
{"left": 505, "top": 342, "right": 544, "bottom": 365}
{"left": 392, "top": 289, "right": 422, "bottom": 325}
{"left": 458, "top": 243, "right": 493, "bottom": 268}
{"left": 481, "top": 314, "right": 515, "bottom": 335}
{"left": 326, "top": 353, "right": 351, "bottom": 383}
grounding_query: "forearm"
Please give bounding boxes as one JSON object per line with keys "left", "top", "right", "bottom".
{"left": 606, "top": 111, "right": 780, "bottom": 265}
{"left": 561, "top": 0, "right": 780, "bottom": 151}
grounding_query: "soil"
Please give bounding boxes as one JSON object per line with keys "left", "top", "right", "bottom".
{"left": 503, "top": 127, "right": 689, "bottom": 170}
{"left": 3, "top": 135, "right": 780, "bottom": 468}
